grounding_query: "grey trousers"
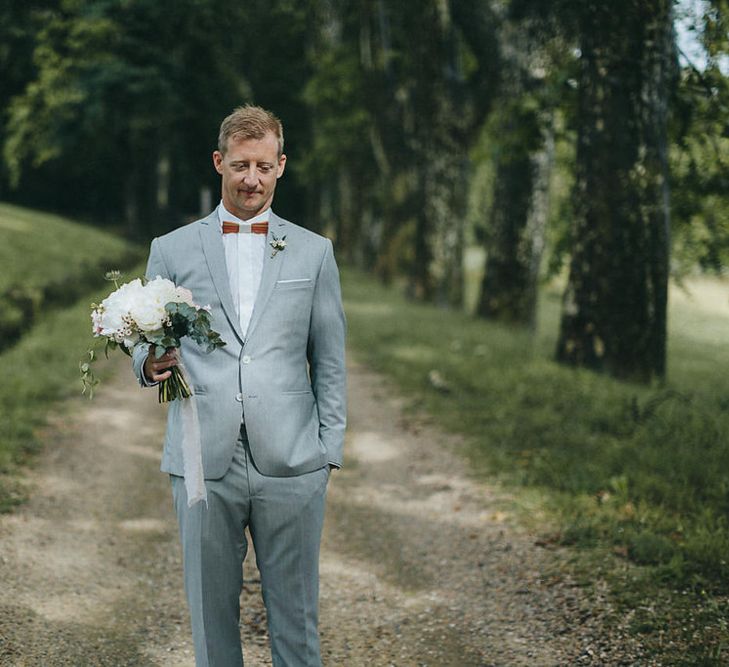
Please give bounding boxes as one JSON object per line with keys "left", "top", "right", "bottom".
{"left": 171, "top": 427, "right": 329, "bottom": 667}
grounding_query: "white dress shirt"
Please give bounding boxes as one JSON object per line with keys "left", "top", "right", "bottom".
{"left": 217, "top": 202, "right": 269, "bottom": 339}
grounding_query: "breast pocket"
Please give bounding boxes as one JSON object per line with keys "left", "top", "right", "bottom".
{"left": 274, "top": 278, "right": 312, "bottom": 291}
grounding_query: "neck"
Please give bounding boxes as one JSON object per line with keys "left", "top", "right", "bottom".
{"left": 222, "top": 202, "right": 271, "bottom": 222}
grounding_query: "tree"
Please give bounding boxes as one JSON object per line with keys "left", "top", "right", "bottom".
{"left": 0, "top": 2, "right": 58, "bottom": 200}
{"left": 300, "top": 0, "right": 501, "bottom": 306}
{"left": 408, "top": 0, "right": 502, "bottom": 306}
{"left": 299, "top": 0, "right": 376, "bottom": 254}
{"left": 476, "top": 17, "right": 564, "bottom": 326}
{"left": 3, "top": 0, "right": 248, "bottom": 237}
{"left": 555, "top": 1, "right": 677, "bottom": 381}
{"left": 670, "top": 0, "right": 729, "bottom": 273}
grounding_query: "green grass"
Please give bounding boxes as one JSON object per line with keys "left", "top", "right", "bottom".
{"left": 0, "top": 202, "right": 142, "bottom": 348}
{"left": 341, "top": 266, "right": 729, "bottom": 663}
{"left": 0, "top": 262, "right": 147, "bottom": 511}
{"left": 0, "top": 201, "right": 144, "bottom": 508}
{"left": 0, "top": 203, "right": 136, "bottom": 291}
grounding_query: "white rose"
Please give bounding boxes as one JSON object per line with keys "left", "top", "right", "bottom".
{"left": 145, "top": 276, "right": 178, "bottom": 306}
{"left": 130, "top": 299, "right": 168, "bottom": 333}
{"left": 124, "top": 277, "right": 178, "bottom": 332}
{"left": 98, "top": 279, "right": 144, "bottom": 337}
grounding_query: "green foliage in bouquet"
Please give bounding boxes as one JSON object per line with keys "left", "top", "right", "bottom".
{"left": 146, "top": 303, "right": 225, "bottom": 403}
{"left": 146, "top": 302, "right": 224, "bottom": 356}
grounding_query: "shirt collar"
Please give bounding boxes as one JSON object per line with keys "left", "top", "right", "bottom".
{"left": 217, "top": 201, "right": 271, "bottom": 231}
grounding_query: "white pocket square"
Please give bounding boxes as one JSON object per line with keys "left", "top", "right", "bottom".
{"left": 276, "top": 278, "right": 311, "bottom": 284}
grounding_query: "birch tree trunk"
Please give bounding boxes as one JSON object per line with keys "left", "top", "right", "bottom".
{"left": 421, "top": 108, "right": 468, "bottom": 307}
{"left": 556, "top": 0, "right": 675, "bottom": 381}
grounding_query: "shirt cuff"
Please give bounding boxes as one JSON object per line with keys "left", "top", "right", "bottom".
{"left": 141, "top": 370, "right": 159, "bottom": 387}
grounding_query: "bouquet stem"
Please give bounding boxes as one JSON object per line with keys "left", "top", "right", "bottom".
{"left": 159, "top": 364, "right": 192, "bottom": 403}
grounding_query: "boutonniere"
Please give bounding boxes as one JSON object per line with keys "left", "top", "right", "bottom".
{"left": 270, "top": 234, "right": 287, "bottom": 258}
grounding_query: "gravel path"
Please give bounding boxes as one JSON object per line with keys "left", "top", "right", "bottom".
{"left": 0, "top": 355, "right": 649, "bottom": 666}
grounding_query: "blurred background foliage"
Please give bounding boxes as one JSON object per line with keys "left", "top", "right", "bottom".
{"left": 0, "top": 0, "right": 727, "bottom": 383}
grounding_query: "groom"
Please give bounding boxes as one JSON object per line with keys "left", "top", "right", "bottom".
{"left": 132, "top": 105, "right": 347, "bottom": 666}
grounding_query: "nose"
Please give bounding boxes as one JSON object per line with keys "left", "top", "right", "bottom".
{"left": 241, "top": 168, "right": 258, "bottom": 187}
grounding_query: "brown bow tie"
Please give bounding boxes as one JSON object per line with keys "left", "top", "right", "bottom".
{"left": 222, "top": 220, "right": 269, "bottom": 234}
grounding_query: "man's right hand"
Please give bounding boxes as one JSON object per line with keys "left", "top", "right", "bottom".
{"left": 143, "top": 347, "right": 178, "bottom": 383}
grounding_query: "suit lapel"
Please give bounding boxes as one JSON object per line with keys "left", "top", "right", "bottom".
{"left": 245, "top": 212, "right": 287, "bottom": 343}
{"left": 199, "top": 213, "right": 245, "bottom": 344}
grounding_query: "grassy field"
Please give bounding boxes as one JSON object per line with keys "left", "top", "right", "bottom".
{"left": 0, "top": 202, "right": 144, "bottom": 509}
{"left": 341, "top": 266, "right": 729, "bottom": 664}
{"left": 0, "top": 203, "right": 142, "bottom": 348}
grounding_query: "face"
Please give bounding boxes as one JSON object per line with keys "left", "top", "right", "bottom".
{"left": 212, "top": 131, "right": 286, "bottom": 220}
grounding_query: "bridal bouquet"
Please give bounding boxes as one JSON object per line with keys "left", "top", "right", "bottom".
{"left": 81, "top": 271, "right": 225, "bottom": 401}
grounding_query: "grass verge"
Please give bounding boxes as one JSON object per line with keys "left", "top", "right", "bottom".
{"left": 0, "top": 263, "right": 146, "bottom": 511}
{"left": 0, "top": 202, "right": 142, "bottom": 349}
{"left": 341, "top": 266, "right": 729, "bottom": 664}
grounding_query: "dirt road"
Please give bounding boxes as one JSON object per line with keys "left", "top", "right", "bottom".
{"left": 0, "top": 356, "right": 647, "bottom": 666}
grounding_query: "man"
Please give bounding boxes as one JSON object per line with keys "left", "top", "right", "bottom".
{"left": 132, "top": 105, "right": 347, "bottom": 667}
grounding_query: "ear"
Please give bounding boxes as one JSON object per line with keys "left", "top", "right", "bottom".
{"left": 277, "top": 153, "right": 287, "bottom": 179}
{"left": 212, "top": 151, "right": 224, "bottom": 175}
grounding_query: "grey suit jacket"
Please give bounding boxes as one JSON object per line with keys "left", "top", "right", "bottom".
{"left": 132, "top": 210, "right": 347, "bottom": 479}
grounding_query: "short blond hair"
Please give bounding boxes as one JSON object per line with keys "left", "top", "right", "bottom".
{"left": 218, "top": 105, "right": 284, "bottom": 157}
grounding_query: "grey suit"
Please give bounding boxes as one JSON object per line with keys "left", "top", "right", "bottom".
{"left": 133, "top": 210, "right": 346, "bottom": 666}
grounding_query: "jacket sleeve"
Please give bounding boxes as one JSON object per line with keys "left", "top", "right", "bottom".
{"left": 307, "top": 239, "right": 347, "bottom": 468}
{"left": 132, "top": 237, "right": 171, "bottom": 386}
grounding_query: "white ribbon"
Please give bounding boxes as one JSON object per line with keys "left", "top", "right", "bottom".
{"left": 177, "top": 360, "right": 207, "bottom": 507}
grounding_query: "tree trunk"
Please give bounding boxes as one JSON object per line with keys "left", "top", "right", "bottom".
{"left": 410, "top": 165, "right": 435, "bottom": 300}
{"left": 524, "top": 116, "right": 554, "bottom": 330}
{"left": 477, "top": 111, "right": 553, "bottom": 326}
{"left": 124, "top": 127, "right": 162, "bottom": 239}
{"left": 420, "top": 128, "right": 467, "bottom": 307}
{"left": 555, "top": 1, "right": 675, "bottom": 381}
{"left": 335, "top": 166, "right": 354, "bottom": 259}
{"left": 407, "top": 0, "right": 466, "bottom": 307}
{"left": 476, "top": 23, "right": 554, "bottom": 327}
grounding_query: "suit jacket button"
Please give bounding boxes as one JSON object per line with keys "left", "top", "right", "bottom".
{"left": 242, "top": 355, "right": 251, "bottom": 364}
{"left": 235, "top": 393, "right": 243, "bottom": 402}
